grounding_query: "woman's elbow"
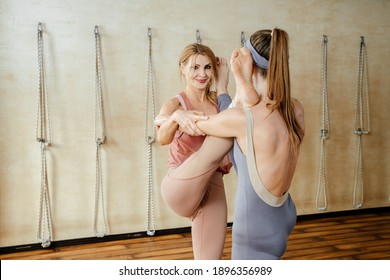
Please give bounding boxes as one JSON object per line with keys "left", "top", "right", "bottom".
{"left": 157, "top": 139, "right": 170, "bottom": 146}
{"left": 156, "top": 134, "right": 171, "bottom": 146}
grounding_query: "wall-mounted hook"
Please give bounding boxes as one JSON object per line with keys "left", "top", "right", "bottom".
{"left": 241, "top": 31, "right": 246, "bottom": 47}
{"left": 196, "top": 29, "right": 201, "bottom": 44}
{"left": 360, "top": 36, "right": 365, "bottom": 47}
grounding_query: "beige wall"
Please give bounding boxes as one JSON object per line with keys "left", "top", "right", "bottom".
{"left": 1, "top": 0, "right": 389, "bottom": 247}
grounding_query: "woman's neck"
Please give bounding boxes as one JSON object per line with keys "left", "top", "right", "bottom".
{"left": 252, "top": 72, "right": 268, "bottom": 102}
{"left": 185, "top": 87, "right": 207, "bottom": 103}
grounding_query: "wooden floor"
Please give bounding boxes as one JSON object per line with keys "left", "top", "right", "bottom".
{"left": 1, "top": 208, "right": 389, "bottom": 260}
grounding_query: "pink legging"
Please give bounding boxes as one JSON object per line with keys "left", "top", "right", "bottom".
{"left": 161, "top": 136, "right": 233, "bottom": 259}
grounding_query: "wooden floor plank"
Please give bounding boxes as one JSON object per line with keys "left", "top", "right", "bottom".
{"left": 286, "top": 235, "right": 378, "bottom": 251}
{"left": 334, "top": 239, "right": 390, "bottom": 250}
{"left": 1, "top": 208, "right": 389, "bottom": 260}
{"left": 282, "top": 249, "right": 364, "bottom": 260}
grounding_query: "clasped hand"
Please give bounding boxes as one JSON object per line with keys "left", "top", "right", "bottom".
{"left": 154, "top": 110, "right": 208, "bottom": 136}
{"left": 173, "top": 110, "right": 208, "bottom": 136}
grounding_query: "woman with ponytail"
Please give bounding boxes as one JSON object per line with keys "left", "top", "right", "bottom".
{"left": 196, "top": 28, "right": 305, "bottom": 259}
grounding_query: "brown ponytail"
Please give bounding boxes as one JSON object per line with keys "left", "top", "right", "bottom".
{"left": 251, "top": 28, "right": 304, "bottom": 153}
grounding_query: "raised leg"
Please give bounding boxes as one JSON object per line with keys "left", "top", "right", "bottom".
{"left": 160, "top": 136, "right": 233, "bottom": 217}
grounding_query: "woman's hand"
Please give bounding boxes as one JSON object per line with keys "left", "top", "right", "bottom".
{"left": 172, "top": 110, "right": 208, "bottom": 136}
{"left": 154, "top": 114, "right": 169, "bottom": 128}
{"left": 216, "top": 57, "right": 229, "bottom": 95}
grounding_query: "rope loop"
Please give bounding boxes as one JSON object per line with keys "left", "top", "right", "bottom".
{"left": 353, "top": 36, "right": 370, "bottom": 209}
{"left": 145, "top": 28, "right": 156, "bottom": 236}
{"left": 36, "top": 22, "right": 53, "bottom": 247}
{"left": 93, "top": 25, "right": 107, "bottom": 237}
{"left": 316, "top": 35, "right": 329, "bottom": 211}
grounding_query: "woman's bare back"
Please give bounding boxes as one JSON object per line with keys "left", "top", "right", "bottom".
{"left": 237, "top": 99, "right": 304, "bottom": 197}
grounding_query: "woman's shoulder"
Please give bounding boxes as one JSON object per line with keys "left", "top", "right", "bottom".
{"left": 292, "top": 97, "right": 305, "bottom": 131}
{"left": 159, "top": 96, "right": 182, "bottom": 114}
{"left": 292, "top": 98, "right": 304, "bottom": 116}
{"left": 220, "top": 106, "right": 246, "bottom": 125}
{"left": 292, "top": 97, "right": 303, "bottom": 108}
{"left": 167, "top": 96, "right": 182, "bottom": 107}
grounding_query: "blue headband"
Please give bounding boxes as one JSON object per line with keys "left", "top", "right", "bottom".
{"left": 244, "top": 39, "right": 269, "bottom": 69}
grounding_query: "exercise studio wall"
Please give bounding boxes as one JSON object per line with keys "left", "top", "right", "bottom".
{"left": 1, "top": 0, "right": 389, "bottom": 248}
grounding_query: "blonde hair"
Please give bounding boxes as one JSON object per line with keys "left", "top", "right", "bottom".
{"left": 178, "top": 43, "right": 218, "bottom": 105}
{"left": 250, "top": 28, "right": 304, "bottom": 153}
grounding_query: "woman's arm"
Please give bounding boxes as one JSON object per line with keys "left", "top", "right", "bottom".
{"left": 215, "top": 57, "right": 233, "bottom": 112}
{"left": 218, "top": 93, "right": 232, "bottom": 112}
{"left": 216, "top": 57, "right": 229, "bottom": 97}
{"left": 196, "top": 107, "right": 244, "bottom": 139}
{"left": 155, "top": 98, "right": 181, "bottom": 145}
{"left": 155, "top": 98, "right": 208, "bottom": 145}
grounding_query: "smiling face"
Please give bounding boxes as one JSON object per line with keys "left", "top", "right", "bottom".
{"left": 181, "top": 54, "right": 213, "bottom": 91}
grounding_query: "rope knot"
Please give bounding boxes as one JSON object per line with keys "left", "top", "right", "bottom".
{"left": 354, "top": 128, "right": 369, "bottom": 136}
{"left": 37, "top": 138, "right": 51, "bottom": 148}
{"left": 96, "top": 137, "right": 105, "bottom": 146}
{"left": 41, "top": 240, "right": 51, "bottom": 248}
{"left": 320, "top": 129, "right": 329, "bottom": 139}
{"left": 147, "top": 136, "right": 155, "bottom": 144}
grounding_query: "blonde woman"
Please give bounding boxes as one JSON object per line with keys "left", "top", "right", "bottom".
{"left": 155, "top": 43, "right": 232, "bottom": 260}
